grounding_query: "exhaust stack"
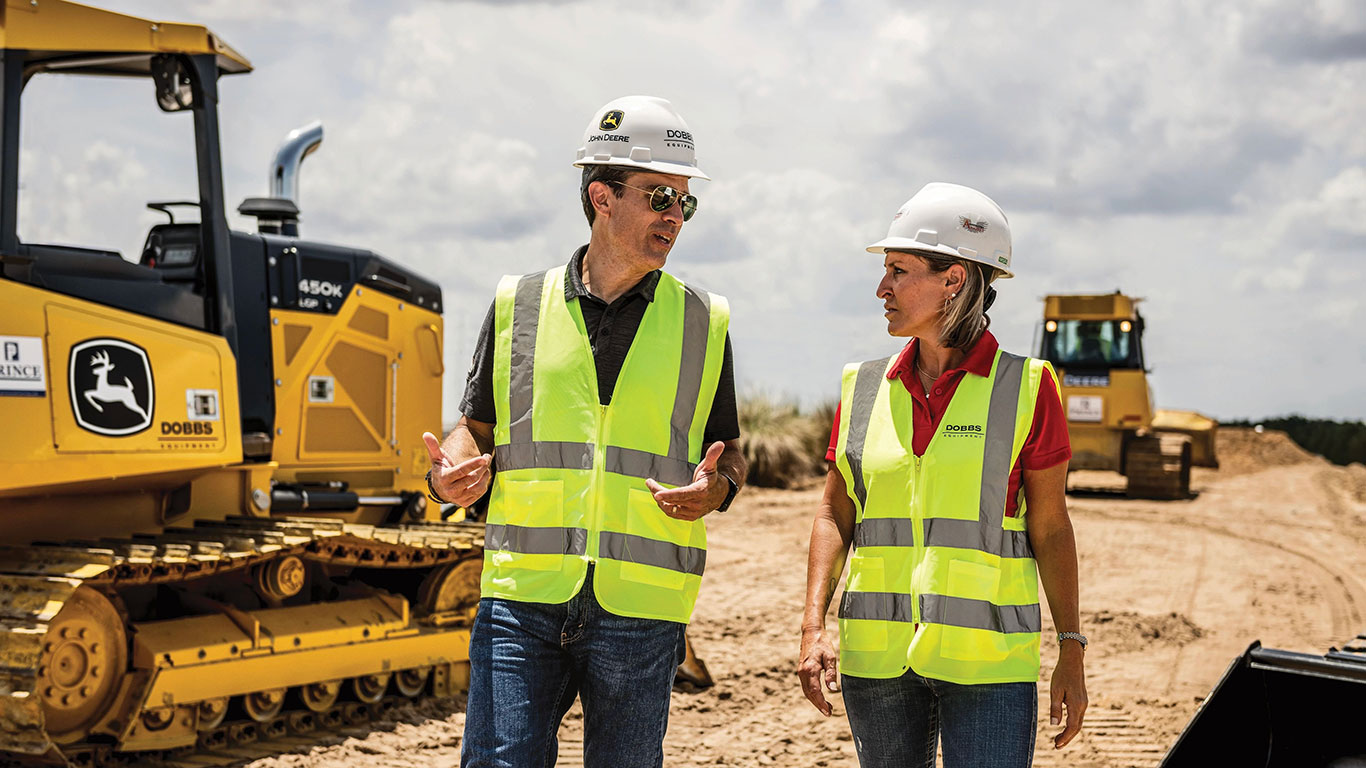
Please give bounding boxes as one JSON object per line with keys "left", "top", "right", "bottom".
{"left": 238, "top": 120, "right": 324, "bottom": 237}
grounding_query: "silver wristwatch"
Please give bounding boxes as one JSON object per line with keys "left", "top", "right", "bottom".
{"left": 1057, "top": 631, "right": 1088, "bottom": 650}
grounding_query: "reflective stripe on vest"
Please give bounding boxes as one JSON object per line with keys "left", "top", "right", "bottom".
{"left": 496, "top": 271, "right": 714, "bottom": 488}
{"left": 485, "top": 523, "right": 588, "bottom": 557}
{"left": 839, "top": 593, "right": 1041, "bottom": 635}
{"left": 484, "top": 265, "right": 728, "bottom": 622}
{"left": 835, "top": 349, "right": 1050, "bottom": 683}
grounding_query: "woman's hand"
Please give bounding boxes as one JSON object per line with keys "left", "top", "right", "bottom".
{"left": 797, "top": 627, "right": 841, "bottom": 716}
{"left": 1049, "top": 644, "right": 1087, "bottom": 748}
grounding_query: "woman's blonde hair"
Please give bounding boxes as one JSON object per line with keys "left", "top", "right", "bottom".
{"left": 912, "top": 251, "right": 996, "bottom": 350}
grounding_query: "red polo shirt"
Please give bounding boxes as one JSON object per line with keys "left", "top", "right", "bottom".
{"left": 825, "top": 330, "right": 1070, "bottom": 517}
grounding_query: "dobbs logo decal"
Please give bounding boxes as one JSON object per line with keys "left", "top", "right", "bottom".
{"left": 68, "top": 339, "right": 154, "bottom": 436}
{"left": 943, "top": 423, "right": 983, "bottom": 437}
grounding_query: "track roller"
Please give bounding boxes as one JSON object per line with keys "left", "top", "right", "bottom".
{"left": 351, "top": 673, "right": 390, "bottom": 703}
{"left": 242, "top": 688, "right": 286, "bottom": 722}
{"left": 394, "top": 666, "right": 431, "bottom": 698}
{"left": 298, "top": 680, "right": 341, "bottom": 712}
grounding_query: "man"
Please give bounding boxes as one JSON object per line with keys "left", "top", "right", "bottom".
{"left": 423, "top": 95, "right": 746, "bottom": 768}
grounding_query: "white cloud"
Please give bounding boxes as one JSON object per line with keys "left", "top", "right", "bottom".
{"left": 16, "top": 0, "right": 1366, "bottom": 423}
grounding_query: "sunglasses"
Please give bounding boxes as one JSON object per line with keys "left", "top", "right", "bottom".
{"left": 610, "top": 182, "right": 698, "bottom": 222}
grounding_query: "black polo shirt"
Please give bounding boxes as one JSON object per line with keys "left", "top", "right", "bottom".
{"left": 459, "top": 246, "right": 740, "bottom": 444}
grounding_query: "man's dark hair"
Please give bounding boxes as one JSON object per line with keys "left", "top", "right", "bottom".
{"left": 580, "top": 165, "right": 633, "bottom": 225}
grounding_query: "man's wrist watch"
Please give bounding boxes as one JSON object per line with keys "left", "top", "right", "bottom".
{"left": 714, "top": 472, "right": 739, "bottom": 513}
{"left": 1058, "top": 631, "right": 1088, "bottom": 651}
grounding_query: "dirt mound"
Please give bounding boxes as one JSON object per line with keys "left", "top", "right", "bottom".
{"left": 1084, "top": 610, "right": 1204, "bottom": 653}
{"left": 1344, "top": 463, "right": 1366, "bottom": 504}
{"left": 1215, "top": 427, "right": 1320, "bottom": 476}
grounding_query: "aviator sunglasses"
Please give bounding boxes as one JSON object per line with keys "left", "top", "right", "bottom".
{"left": 609, "top": 181, "right": 698, "bottom": 221}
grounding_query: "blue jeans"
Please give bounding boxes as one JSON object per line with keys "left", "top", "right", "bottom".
{"left": 461, "top": 566, "right": 686, "bottom": 768}
{"left": 842, "top": 668, "right": 1037, "bottom": 768}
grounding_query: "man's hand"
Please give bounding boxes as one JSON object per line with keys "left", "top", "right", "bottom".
{"left": 797, "top": 627, "right": 840, "bottom": 716}
{"left": 1050, "top": 645, "right": 1088, "bottom": 749}
{"left": 645, "top": 441, "right": 727, "bottom": 521}
{"left": 422, "top": 431, "right": 491, "bottom": 508}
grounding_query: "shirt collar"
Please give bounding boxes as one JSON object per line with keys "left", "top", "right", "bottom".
{"left": 564, "top": 245, "right": 660, "bottom": 303}
{"left": 887, "top": 329, "right": 1000, "bottom": 381}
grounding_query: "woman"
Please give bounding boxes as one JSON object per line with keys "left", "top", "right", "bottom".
{"left": 797, "top": 183, "right": 1086, "bottom": 767}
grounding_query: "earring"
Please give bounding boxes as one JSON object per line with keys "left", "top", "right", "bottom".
{"left": 950, "top": 292, "right": 957, "bottom": 298}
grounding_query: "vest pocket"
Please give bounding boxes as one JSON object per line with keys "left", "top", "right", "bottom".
{"left": 840, "top": 556, "right": 889, "bottom": 652}
{"left": 939, "top": 560, "right": 1010, "bottom": 661}
{"left": 493, "top": 479, "right": 565, "bottom": 571}
{"left": 946, "top": 559, "right": 1000, "bottom": 601}
{"left": 618, "top": 488, "right": 689, "bottom": 590}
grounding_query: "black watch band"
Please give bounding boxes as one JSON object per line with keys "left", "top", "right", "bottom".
{"left": 426, "top": 469, "right": 450, "bottom": 505}
{"left": 715, "top": 472, "right": 739, "bottom": 513}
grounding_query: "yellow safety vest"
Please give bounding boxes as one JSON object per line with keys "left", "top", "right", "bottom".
{"left": 834, "top": 348, "right": 1053, "bottom": 683}
{"left": 485, "top": 265, "right": 729, "bottom": 623}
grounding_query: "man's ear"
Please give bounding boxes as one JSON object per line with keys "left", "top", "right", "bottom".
{"left": 590, "top": 181, "right": 613, "bottom": 218}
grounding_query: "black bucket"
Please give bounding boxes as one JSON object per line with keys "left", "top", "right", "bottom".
{"left": 1161, "top": 636, "right": 1366, "bottom": 767}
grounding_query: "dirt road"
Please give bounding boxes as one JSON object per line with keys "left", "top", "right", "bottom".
{"left": 238, "top": 429, "right": 1366, "bottom": 767}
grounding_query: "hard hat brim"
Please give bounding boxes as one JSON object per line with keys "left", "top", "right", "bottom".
{"left": 865, "top": 237, "right": 1015, "bottom": 279}
{"left": 572, "top": 157, "right": 711, "bottom": 181}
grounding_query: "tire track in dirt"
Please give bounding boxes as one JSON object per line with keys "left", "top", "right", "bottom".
{"left": 1077, "top": 505, "right": 1366, "bottom": 639}
{"left": 1163, "top": 535, "right": 1207, "bottom": 696}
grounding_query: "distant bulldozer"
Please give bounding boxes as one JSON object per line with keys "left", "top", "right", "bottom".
{"left": 1036, "top": 292, "right": 1218, "bottom": 499}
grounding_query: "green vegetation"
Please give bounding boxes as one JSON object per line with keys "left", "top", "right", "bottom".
{"left": 737, "top": 395, "right": 837, "bottom": 488}
{"left": 1224, "top": 416, "right": 1366, "bottom": 466}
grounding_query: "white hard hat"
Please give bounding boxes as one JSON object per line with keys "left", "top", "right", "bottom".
{"left": 866, "top": 182, "right": 1013, "bottom": 278}
{"left": 573, "top": 95, "right": 710, "bottom": 180}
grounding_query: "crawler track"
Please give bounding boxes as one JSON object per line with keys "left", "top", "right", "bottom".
{"left": 0, "top": 516, "right": 484, "bottom": 766}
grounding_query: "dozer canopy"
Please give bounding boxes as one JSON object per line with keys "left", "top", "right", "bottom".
{"left": 0, "top": 0, "right": 251, "bottom": 77}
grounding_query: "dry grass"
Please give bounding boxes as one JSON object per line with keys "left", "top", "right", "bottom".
{"left": 738, "top": 395, "right": 836, "bottom": 488}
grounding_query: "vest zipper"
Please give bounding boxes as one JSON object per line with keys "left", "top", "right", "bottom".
{"left": 911, "top": 452, "right": 923, "bottom": 626}
{"left": 588, "top": 403, "right": 609, "bottom": 562}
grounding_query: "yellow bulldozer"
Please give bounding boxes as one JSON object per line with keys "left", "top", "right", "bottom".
{"left": 0, "top": 3, "right": 485, "bottom": 763}
{"left": 1035, "top": 292, "right": 1218, "bottom": 499}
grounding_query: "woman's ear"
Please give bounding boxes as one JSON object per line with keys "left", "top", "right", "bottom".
{"left": 946, "top": 263, "right": 967, "bottom": 293}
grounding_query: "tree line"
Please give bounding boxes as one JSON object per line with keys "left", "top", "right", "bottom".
{"left": 1223, "top": 416, "right": 1366, "bottom": 467}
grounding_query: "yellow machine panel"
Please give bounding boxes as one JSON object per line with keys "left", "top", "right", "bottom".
{"left": 0, "top": 279, "right": 241, "bottom": 495}
{"left": 270, "top": 285, "right": 444, "bottom": 495}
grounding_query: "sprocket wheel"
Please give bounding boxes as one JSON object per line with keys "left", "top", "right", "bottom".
{"left": 38, "top": 586, "right": 127, "bottom": 744}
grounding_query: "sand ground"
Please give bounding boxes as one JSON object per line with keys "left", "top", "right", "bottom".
{"left": 234, "top": 428, "right": 1366, "bottom": 768}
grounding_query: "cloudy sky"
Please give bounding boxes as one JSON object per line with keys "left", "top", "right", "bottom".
{"left": 18, "top": 0, "right": 1366, "bottom": 422}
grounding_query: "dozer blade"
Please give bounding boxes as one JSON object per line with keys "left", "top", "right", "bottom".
{"left": 673, "top": 632, "right": 714, "bottom": 691}
{"left": 1161, "top": 637, "right": 1366, "bottom": 767}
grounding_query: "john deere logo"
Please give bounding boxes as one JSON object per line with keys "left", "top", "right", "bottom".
{"left": 959, "top": 217, "right": 988, "bottom": 233}
{"left": 68, "top": 338, "right": 154, "bottom": 436}
{"left": 599, "top": 110, "right": 624, "bottom": 131}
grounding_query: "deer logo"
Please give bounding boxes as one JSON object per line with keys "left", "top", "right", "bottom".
{"left": 69, "top": 339, "right": 154, "bottom": 436}
{"left": 85, "top": 351, "right": 149, "bottom": 420}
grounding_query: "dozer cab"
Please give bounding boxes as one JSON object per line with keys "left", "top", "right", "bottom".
{"left": 1035, "top": 292, "right": 1217, "bottom": 499}
{"left": 0, "top": 2, "right": 483, "bottom": 763}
